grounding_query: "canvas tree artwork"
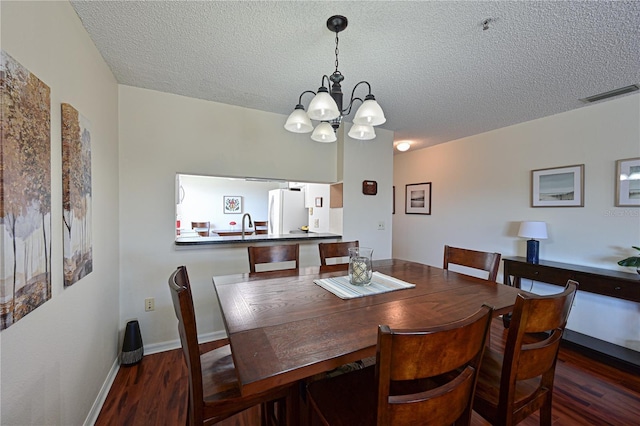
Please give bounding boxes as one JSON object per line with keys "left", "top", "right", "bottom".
{"left": 62, "top": 103, "right": 92, "bottom": 287}
{"left": 1, "top": 50, "right": 52, "bottom": 330}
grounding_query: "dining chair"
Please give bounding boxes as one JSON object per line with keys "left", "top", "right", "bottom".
{"left": 248, "top": 244, "right": 299, "bottom": 274}
{"left": 473, "top": 280, "right": 578, "bottom": 426}
{"left": 443, "top": 245, "right": 501, "bottom": 281}
{"left": 168, "top": 266, "right": 294, "bottom": 425}
{"left": 254, "top": 221, "right": 269, "bottom": 235}
{"left": 191, "top": 221, "right": 210, "bottom": 237}
{"left": 306, "top": 305, "right": 494, "bottom": 426}
{"left": 318, "top": 240, "right": 359, "bottom": 267}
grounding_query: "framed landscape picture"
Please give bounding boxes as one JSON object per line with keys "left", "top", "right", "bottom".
{"left": 531, "top": 164, "right": 584, "bottom": 207}
{"left": 223, "top": 196, "right": 242, "bottom": 214}
{"left": 615, "top": 157, "right": 640, "bottom": 207}
{"left": 405, "top": 182, "right": 432, "bottom": 215}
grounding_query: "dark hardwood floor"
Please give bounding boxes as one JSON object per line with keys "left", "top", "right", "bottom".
{"left": 96, "top": 319, "right": 640, "bottom": 425}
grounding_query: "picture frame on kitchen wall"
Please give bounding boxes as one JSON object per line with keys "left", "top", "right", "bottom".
{"left": 615, "top": 157, "right": 640, "bottom": 207}
{"left": 223, "top": 196, "right": 242, "bottom": 214}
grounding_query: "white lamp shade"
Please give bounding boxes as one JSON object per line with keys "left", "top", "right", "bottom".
{"left": 348, "top": 124, "right": 376, "bottom": 140}
{"left": 284, "top": 109, "right": 313, "bottom": 133}
{"left": 307, "top": 92, "right": 340, "bottom": 121}
{"left": 518, "top": 221, "right": 548, "bottom": 239}
{"left": 353, "top": 99, "right": 386, "bottom": 126}
{"left": 310, "top": 122, "right": 337, "bottom": 143}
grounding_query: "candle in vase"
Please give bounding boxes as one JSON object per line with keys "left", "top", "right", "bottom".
{"left": 349, "top": 257, "right": 372, "bottom": 286}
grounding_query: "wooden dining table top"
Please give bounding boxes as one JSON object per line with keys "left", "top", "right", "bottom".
{"left": 212, "top": 259, "right": 525, "bottom": 396}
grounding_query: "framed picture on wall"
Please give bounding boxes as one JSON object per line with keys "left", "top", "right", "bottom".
{"left": 531, "top": 164, "right": 584, "bottom": 207}
{"left": 615, "top": 157, "right": 640, "bottom": 207}
{"left": 405, "top": 182, "right": 432, "bottom": 215}
{"left": 223, "top": 195, "right": 242, "bottom": 214}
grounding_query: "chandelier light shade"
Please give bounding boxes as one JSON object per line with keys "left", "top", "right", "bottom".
{"left": 348, "top": 124, "right": 376, "bottom": 140}
{"left": 311, "top": 122, "right": 337, "bottom": 142}
{"left": 307, "top": 87, "right": 340, "bottom": 121}
{"left": 353, "top": 96, "right": 386, "bottom": 126}
{"left": 284, "top": 106, "right": 313, "bottom": 133}
{"left": 284, "top": 15, "right": 385, "bottom": 142}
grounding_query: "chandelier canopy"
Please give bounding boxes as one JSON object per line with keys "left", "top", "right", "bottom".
{"left": 284, "top": 15, "right": 386, "bottom": 142}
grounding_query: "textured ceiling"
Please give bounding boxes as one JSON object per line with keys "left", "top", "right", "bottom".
{"left": 70, "top": 1, "right": 640, "bottom": 152}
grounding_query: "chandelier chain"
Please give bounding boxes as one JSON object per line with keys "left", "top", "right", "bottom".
{"left": 334, "top": 32, "right": 340, "bottom": 72}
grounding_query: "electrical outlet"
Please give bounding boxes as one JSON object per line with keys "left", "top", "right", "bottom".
{"left": 314, "top": 219, "right": 320, "bottom": 228}
{"left": 377, "top": 221, "right": 385, "bottom": 230}
{"left": 145, "top": 297, "right": 155, "bottom": 312}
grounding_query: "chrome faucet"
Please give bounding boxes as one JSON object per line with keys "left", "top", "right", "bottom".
{"left": 241, "top": 213, "right": 253, "bottom": 239}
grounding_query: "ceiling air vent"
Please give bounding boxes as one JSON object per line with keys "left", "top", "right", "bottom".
{"left": 580, "top": 84, "right": 639, "bottom": 103}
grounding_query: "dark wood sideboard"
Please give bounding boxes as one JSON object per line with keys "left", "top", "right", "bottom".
{"left": 502, "top": 256, "right": 640, "bottom": 373}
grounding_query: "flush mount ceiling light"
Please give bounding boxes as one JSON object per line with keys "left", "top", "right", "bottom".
{"left": 396, "top": 141, "right": 411, "bottom": 152}
{"left": 284, "top": 15, "right": 386, "bottom": 142}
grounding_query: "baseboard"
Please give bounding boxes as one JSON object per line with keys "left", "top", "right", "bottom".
{"left": 84, "top": 330, "right": 228, "bottom": 425}
{"left": 84, "top": 357, "right": 119, "bottom": 426}
{"left": 562, "top": 329, "right": 640, "bottom": 375}
{"left": 144, "top": 330, "right": 227, "bottom": 355}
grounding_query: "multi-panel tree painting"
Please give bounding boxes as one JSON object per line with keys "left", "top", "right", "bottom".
{"left": 61, "top": 103, "right": 92, "bottom": 287}
{"left": 1, "top": 50, "right": 52, "bottom": 330}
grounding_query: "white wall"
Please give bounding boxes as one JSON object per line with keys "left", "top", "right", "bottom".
{"left": 342, "top": 124, "right": 395, "bottom": 259}
{"left": 118, "top": 86, "right": 393, "bottom": 348}
{"left": 393, "top": 94, "right": 640, "bottom": 351}
{"left": 306, "top": 183, "right": 332, "bottom": 233}
{"left": 1, "top": 2, "right": 120, "bottom": 424}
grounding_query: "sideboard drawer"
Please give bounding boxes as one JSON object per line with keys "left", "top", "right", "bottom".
{"left": 507, "top": 262, "right": 574, "bottom": 286}
{"left": 572, "top": 272, "right": 640, "bottom": 303}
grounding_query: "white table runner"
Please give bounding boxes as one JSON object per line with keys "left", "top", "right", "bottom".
{"left": 314, "top": 271, "right": 416, "bottom": 299}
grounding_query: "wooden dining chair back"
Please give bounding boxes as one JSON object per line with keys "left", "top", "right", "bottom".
{"left": 443, "top": 245, "right": 501, "bottom": 281}
{"left": 473, "top": 280, "right": 578, "bottom": 426}
{"left": 168, "top": 266, "right": 292, "bottom": 425}
{"left": 306, "top": 305, "right": 494, "bottom": 426}
{"left": 318, "top": 240, "right": 359, "bottom": 266}
{"left": 254, "top": 221, "right": 268, "bottom": 235}
{"left": 248, "top": 244, "right": 299, "bottom": 274}
{"left": 191, "top": 221, "right": 210, "bottom": 237}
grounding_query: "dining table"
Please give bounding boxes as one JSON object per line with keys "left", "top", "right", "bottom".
{"left": 212, "top": 259, "right": 526, "bottom": 398}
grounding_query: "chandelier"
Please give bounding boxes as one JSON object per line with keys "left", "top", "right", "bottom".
{"left": 284, "top": 15, "right": 386, "bottom": 142}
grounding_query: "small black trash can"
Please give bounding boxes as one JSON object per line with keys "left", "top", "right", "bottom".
{"left": 121, "top": 320, "right": 144, "bottom": 365}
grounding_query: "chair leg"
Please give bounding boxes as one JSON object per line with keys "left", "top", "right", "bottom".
{"left": 261, "top": 402, "right": 270, "bottom": 426}
{"left": 539, "top": 394, "right": 553, "bottom": 426}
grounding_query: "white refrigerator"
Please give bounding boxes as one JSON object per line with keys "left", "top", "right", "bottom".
{"left": 268, "top": 189, "right": 308, "bottom": 235}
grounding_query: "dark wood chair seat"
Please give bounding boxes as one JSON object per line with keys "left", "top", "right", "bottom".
{"left": 307, "top": 305, "right": 494, "bottom": 426}
{"left": 168, "top": 266, "right": 294, "bottom": 425}
{"left": 473, "top": 280, "right": 578, "bottom": 426}
{"left": 443, "top": 245, "right": 501, "bottom": 281}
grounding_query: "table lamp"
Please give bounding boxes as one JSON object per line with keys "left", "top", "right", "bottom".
{"left": 518, "top": 221, "right": 548, "bottom": 264}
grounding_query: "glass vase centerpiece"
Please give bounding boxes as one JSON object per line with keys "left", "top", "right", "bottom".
{"left": 348, "top": 247, "right": 373, "bottom": 286}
